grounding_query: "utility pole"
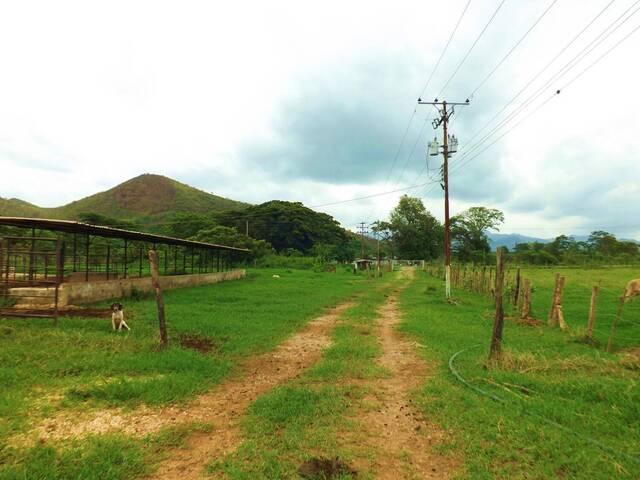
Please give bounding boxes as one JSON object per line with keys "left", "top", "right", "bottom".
{"left": 371, "top": 221, "right": 381, "bottom": 278}
{"left": 245, "top": 220, "right": 249, "bottom": 236}
{"left": 357, "top": 222, "right": 368, "bottom": 259}
{"left": 418, "top": 97, "right": 469, "bottom": 299}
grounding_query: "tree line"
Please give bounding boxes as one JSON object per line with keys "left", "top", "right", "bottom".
{"left": 21, "top": 196, "right": 635, "bottom": 268}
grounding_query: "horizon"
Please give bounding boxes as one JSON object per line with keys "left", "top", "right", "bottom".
{"left": 2, "top": 171, "right": 638, "bottom": 242}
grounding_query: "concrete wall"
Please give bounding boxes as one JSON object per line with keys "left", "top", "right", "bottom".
{"left": 57, "top": 269, "right": 245, "bottom": 306}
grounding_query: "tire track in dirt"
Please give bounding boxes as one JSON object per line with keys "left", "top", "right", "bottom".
{"left": 352, "top": 269, "right": 457, "bottom": 479}
{"left": 18, "top": 301, "right": 354, "bottom": 477}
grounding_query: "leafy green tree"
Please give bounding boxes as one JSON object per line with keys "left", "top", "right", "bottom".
{"left": 214, "top": 201, "right": 349, "bottom": 254}
{"left": 191, "top": 226, "right": 273, "bottom": 260}
{"left": 387, "top": 195, "right": 443, "bottom": 259}
{"left": 545, "top": 235, "right": 576, "bottom": 257}
{"left": 451, "top": 206, "right": 504, "bottom": 262}
{"left": 164, "top": 212, "right": 217, "bottom": 239}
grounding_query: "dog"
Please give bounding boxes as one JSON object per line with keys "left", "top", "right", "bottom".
{"left": 622, "top": 279, "right": 640, "bottom": 303}
{"left": 110, "top": 303, "right": 130, "bottom": 331}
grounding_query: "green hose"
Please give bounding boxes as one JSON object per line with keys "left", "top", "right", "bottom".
{"left": 448, "top": 345, "right": 640, "bottom": 466}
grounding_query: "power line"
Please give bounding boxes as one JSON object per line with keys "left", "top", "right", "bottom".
{"left": 384, "top": 0, "right": 472, "bottom": 188}
{"left": 451, "top": 92, "right": 558, "bottom": 174}
{"left": 468, "top": 0, "right": 559, "bottom": 98}
{"left": 455, "top": 0, "right": 616, "bottom": 150}
{"left": 437, "top": 0, "right": 508, "bottom": 98}
{"left": 451, "top": 17, "right": 640, "bottom": 175}
{"left": 418, "top": 0, "right": 473, "bottom": 99}
{"left": 457, "top": 0, "right": 638, "bottom": 160}
{"left": 310, "top": 178, "right": 441, "bottom": 209}
{"left": 558, "top": 19, "right": 640, "bottom": 91}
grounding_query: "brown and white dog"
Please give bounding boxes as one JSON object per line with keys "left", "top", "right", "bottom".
{"left": 622, "top": 279, "right": 640, "bottom": 303}
{"left": 110, "top": 303, "right": 130, "bottom": 331}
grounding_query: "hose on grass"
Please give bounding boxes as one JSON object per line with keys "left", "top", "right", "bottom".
{"left": 448, "top": 344, "right": 640, "bottom": 466}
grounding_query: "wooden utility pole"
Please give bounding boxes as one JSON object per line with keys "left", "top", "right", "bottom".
{"left": 418, "top": 97, "right": 469, "bottom": 298}
{"left": 357, "top": 222, "right": 368, "bottom": 259}
{"left": 148, "top": 250, "right": 168, "bottom": 346}
{"left": 489, "top": 248, "right": 506, "bottom": 362}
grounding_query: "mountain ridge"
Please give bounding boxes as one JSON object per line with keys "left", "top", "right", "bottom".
{"left": 0, "top": 174, "right": 249, "bottom": 224}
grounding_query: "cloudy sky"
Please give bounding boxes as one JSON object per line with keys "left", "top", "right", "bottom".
{"left": 1, "top": 0, "right": 638, "bottom": 239}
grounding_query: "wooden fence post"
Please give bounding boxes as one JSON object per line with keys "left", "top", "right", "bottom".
{"left": 586, "top": 284, "right": 600, "bottom": 340}
{"left": 548, "top": 274, "right": 568, "bottom": 330}
{"left": 556, "top": 277, "right": 568, "bottom": 331}
{"left": 148, "top": 250, "right": 168, "bottom": 346}
{"left": 513, "top": 268, "right": 521, "bottom": 306}
{"left": 489, "top": 248, "right": 506, "bottom": 362}
{"left": 548, "top": 273, "right": 561, "bottom": 326}
{"left": 607, "top": 299, "right": 626, "bottom": 353}
{"left": 520, "top": 279, "right": 531, "bottom": 320}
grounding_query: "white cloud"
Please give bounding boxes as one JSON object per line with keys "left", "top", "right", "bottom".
{"left": 0, "top": 0, "right": 638, "bottom": 239}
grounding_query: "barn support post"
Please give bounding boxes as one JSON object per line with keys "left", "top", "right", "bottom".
{"left": 28, "top": 227, "right": 36, "bottom": 283}
{"left": 54, "top": 239, "right": 65, "bottom": 326}
{"left": 217, "top": 251, "right": 220, "bottom": 272}
{"left": 124, "top": 239, "right": 128, "bottom": 279}
{"left": 84, "top": 234, "right": 90, "bottom": 282}
{"left": 139, "top": 245, "right": 143, "bottom": 278}
{"left": 163, "top": 246, "right": 168, "bottom": 275}
{"left": 182, "top": 248, "right": 187, "bottom": 274}
{"left": 106, "top": 243, "right": 111, "bottom": 280}
{"left": 72, "top": 233, "right": 77, "bottom": 272}
{"left": 191, "top": 249, "right": 195, "bottom": 274}
{"left": 173, "top": 245, "right": 178, "bottom": 274}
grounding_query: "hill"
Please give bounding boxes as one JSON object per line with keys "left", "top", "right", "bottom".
{"left": 0, "top": 174, "right": 248, "bottom": 225}
{"left": 487, "top": 233, "right": 549, "bottom": 250}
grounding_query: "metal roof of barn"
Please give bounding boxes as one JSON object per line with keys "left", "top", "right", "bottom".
{"left": 0, "top": 217, "right": 250, "bottom": 253}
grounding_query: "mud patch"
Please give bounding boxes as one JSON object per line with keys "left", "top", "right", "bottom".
{"left": 298, "top": 457, "right": 356, "bottom": 479}
{"left": 179, "top": 334, "right": 216, "bottom": 354}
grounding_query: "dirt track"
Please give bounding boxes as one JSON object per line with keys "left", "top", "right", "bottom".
{"left": 19, "top": 301, "right": 353, "bottom": 479}
{"left": 349, "top": 269, "right": 457, "bottom": 479}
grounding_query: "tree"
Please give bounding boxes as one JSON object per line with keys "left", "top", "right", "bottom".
{"left": 164, "top": 212, "right": 217, "bottom": 239}
{"left": 191, "top": 226, "right": 273, "bottom": 260}
{"left": 214, "top": 201, "right": 349, "bottom": 254}
{"left": 387, "top": 195, "right": 443, "bottom": 259}
{"left": 546, "top": 235, "right": 575, "bottom": 257}
{"left": 451, "top": 207, "right": 504, "bottom": 262}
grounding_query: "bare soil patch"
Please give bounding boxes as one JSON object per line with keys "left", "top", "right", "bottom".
{"left": 179, "top": 334, "right": 217, "bottom": 354}
{"left": 19, "top": 301, "right": 354, "bottom": 479}
{"left": 298, "top": 457, "right": 357, "bottom": 479}
{"left": 351, "top": 270, "right": 458, "bottom": 479}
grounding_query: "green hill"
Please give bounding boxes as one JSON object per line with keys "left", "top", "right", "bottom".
{"left": 0, "top": 174, "right": 249, "bottom": 225}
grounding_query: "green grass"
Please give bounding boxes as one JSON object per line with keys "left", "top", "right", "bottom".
{"left": 0, "top": 268, "right": 369, "bottom": 477}
{"left": 516, "top": 266, "right": 640, "bottom": 349}
{"left": 208, "top": 277, "right": 397, "bottom": 479}
{"left": 0, "top": 422, "right": 213, "bottom": 480}
{"left": 399, "top": 269, "right": 640, "bottom": 479}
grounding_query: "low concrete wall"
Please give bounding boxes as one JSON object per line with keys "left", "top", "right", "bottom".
{"left": 57, "top": 269, "right": 245, "bottom": 306}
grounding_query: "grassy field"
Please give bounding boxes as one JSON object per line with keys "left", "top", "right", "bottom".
{"left": 2, "top": 265, "right": 638, "bottom": 479}
{"left": 516, "top": 266, "right": 640, "bottom": 349}
{"left": 400, "top": 268, "right": 640, "bottom": 479}
{"left": 0, "top": 268, "right": 371, "bottom": 478}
